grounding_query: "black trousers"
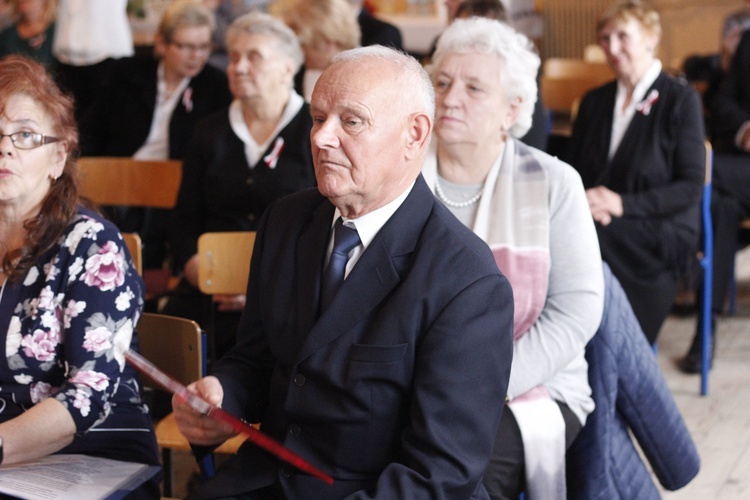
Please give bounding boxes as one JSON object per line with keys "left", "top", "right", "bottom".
{"left": 482, "top": 401, "right": 582, "bottom": 500}
{"left": 597, "top": 218, "right": 682, "bottom": 344}
{"left": 683, "top": 152, "right": 750, "bottom": 355}
{"left": 705, "top": 153, "right": 750, "bottom": 312}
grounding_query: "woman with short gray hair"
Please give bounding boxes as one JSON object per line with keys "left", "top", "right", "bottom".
{"left": 165, "top": 12, "right": 316, "bottom": 360}
{"left": 424, "top": 17, "right": 604, "bottom": 499}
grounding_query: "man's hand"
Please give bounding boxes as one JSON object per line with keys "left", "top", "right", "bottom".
{"left": 172, "top": 376, "right": 236, "bottom": 446}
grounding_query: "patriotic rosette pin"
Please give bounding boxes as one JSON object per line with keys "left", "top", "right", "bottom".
{"left": 264, "top": 137, "right": 285, "bottom": 169}
{"left": 635, "top": 89, "right": 659, "bottom": 116}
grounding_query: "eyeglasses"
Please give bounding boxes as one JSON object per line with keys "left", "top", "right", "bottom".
{"left": 0, "top": 132, "right": 60, "bottom": 150}
{"left": 169, "top": 40, "right": 212, "bottom": 54}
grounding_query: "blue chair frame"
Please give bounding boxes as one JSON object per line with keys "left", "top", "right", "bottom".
{"left": 699, "top": 141, "right": 714, "bottom": 396}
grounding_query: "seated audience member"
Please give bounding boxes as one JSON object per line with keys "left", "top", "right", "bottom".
{"left": 53, "top": 0, "right": 134, "bottom": 130}
{"left": 163, "top": 12, "right": 315, "bottom": 360}
{"left": 84, "top": 0, "right": 230, "bottom": 160}
{"left": 84, "top": 0, "right": 232, "bottom": 270}
{"left": 173, "top": 45, "right": 514, "bottom": 499}
{"left": 424, "top": 17, "right": 604, "bottom": 498}
{"left": 456, "top": 0, "right": 548, "bottom": 150}
{"left": 683, "top": 5, "right": 750, "bottom": 117}
{"left": 0, "top": 56, "right": 159, "bottom": 497}
{"left": 270, "top": 0, "right": 360, "bottom": 102}
{"left": 563, "top": 0, "right": 704, "bottom": 344}
{"left": 203, "top": 0, "right": 267, "bottom": 70}
{"left": 680, "top": 27, "right": 750, "bottom": 373}
{"left": 0, "top": 0, "right": 56, "bottom": 68}
{"left": 347, "top": 0, "right": 403, "bottom": 50}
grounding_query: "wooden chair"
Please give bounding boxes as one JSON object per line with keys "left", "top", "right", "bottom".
{"left": 123, "top": 232, "right": 143, "bottom": 275}
{"left": 540, "top": 58, "right": 614, "bottom": 128}
{"left": 137, "top": 312, "right": 246, "bottom": 496}
{"left": 78, "top": 157, "right": 183, "bottom": 296}
{"left": 78, "top": 157, "right": 182, "bottom": 209}
{"left": 197, "top": 232, "right": 256, "bottom": 296}
{"left": 196, "top": 231, "right": 256, "bottom": 365}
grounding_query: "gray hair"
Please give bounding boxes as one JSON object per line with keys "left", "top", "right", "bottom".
{"left": 331, "top": 45, "right": 435, "bottom": 121}
{"left": 226, "top": 11, "right": 304, "bottom": 72}
{"left": 429, "top": 17, "right": 539, "bottom": 138}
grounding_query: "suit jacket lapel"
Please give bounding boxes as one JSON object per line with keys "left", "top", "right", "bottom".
{"left": 590, "top": 84, "right": 617, "bottom": 186}
{"left": 294, "top": 201, "right": 334, "bottom": 346}
{"left": 294, "top": 176, "right": 435, "bottom": 364}
{"left": 609, "top": 73, "right": 664, "bottom": 169}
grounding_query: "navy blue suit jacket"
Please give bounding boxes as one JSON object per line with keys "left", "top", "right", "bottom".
{"left": 195, "top": 176, "right": 514, "bottom": 499}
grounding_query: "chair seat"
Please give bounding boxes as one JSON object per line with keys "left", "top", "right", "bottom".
{"left": 155, "top": 412, "right": 248, "bottom": 454}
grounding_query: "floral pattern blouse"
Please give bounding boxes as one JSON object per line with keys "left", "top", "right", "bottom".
{"left": 0, "top": 207, "right": 148, "bottom": 433}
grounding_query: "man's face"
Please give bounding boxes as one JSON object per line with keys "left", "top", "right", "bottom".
{"left": 310, "top": 59, "right": 418, "bottom": 217}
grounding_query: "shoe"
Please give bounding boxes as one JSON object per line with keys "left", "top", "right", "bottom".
{"left": 679, "top": 349, "right": 712, "bottom": 374}
{"left": 678, "top": 314, "right": 716, "bottom": 374}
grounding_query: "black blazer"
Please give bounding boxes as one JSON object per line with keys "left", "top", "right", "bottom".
{"left": 193, "top": 177, "right": 514, "bottom": 499}
{"left": 169, "top": 104, "right": 316, "bottom": 270}
{"left": 82, "top": 55, "right": 232, "bottom": 159}
{"left": 358, "top": 9, "right": 403, "bottom": 50}
{"left": 710, "top": 28, "right": 750, "bottom": 153}
{"left": 563, "top": 71, "right": 705, "bottom": 269}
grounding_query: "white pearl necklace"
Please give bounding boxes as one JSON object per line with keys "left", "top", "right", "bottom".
{"left": 434, "top": 179, "right": 483, "bottom": 208}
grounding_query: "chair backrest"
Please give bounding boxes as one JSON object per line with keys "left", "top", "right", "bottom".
{"left": 197, "top": 232, "right": 256, "bottom": 296}
{"left": 78, "top": 157, "right": 183, "bottom": 209}
{"left": 137, "top": 312, "right": 203, "bottom": 387}
{"left": 541, "top": 58, "right": 614, "bottom": 114}
{"left": 122, "top": 232, "right": 143, "bottom": 275}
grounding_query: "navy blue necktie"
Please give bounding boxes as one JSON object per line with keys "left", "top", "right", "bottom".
{"left": 321, "top": 218, "right": 361, "bottom": 311}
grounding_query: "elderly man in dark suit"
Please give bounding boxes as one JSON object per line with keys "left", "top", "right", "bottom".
{"left": 681, "top": 27, "right": 750, "bottom": 373}
{"left": 173, "top": 46, "right": 514, "bottom": 499}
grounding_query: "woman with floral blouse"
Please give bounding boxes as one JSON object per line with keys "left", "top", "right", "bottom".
{"left": 0, "top": 56, "right": 159, "bottom": 497}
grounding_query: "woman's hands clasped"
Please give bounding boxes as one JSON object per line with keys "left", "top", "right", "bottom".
{"left": 586, "top": 186, "right": 623, "bottom": 226}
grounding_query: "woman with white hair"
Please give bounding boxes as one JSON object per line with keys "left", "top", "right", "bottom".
{"left": 424, "top": 17, "right": 604, "bottom": 499}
